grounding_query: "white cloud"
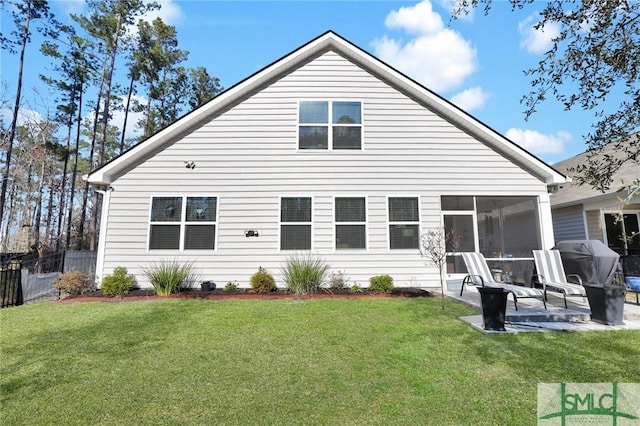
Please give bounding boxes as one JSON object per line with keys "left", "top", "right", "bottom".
{"left": 55, "top": 0, "right": 85, "bottom": 16}
{"left": 518, "top": 13, "right": 561, "bottom": 54}
{"left": 111, "top": 95, "right": 146, "bottom": 140}
{"left": 373, "top": 0, "right": 477, "bottom": 93}
{"left": 506, "top": 128, "right": 570, "bottom": 154}
{"left": 437, "top": 0, "right": 475, "bottom": 22}
{"left": 141, "top": 0, "right": 185, "bottom": 25}
{"left": 385, "top": 0, "right": 444, "bottom": 34}
{"left": 0, "top": 107, "right": 44, "bottom": 127}
{"left": 449, "top": 87, "right": 490, "bottom": 112}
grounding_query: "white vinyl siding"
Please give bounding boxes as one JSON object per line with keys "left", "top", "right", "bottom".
{"left": 551, "top": 205, "right": 586, "bottom": 243}
{"left": 98, "top": 50, "right": 551, "bottom": 288}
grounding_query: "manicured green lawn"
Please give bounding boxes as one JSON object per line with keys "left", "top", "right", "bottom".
{"left": 1, "top": 297, "right": 639, "bottom": 425}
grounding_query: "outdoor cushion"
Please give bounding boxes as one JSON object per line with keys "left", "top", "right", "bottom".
{"left": 532, "top": 249, "right": 587, "bottom": 308}
{"left": 626, "top": 276, "right": 640, "bottom": 290}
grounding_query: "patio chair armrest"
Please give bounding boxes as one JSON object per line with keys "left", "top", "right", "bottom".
{"left": 463, "top": 274, "right": 485, "bottom": 286}
{"left": 566, "top": 274, "right": 583, "bottom": 285}
{"left": 532, "top": 273, "right": 545, "bottom": 283}
{"left": 532, "top": 274, "right": 546, "bottom": 290}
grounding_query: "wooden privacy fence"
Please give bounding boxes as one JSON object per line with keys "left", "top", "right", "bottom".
{"left": 1, "top": 262, "right": 23, "bottom": 308}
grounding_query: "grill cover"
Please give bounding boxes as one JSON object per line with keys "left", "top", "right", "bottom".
{"left": 553, "top": 240, "right": 620, "bottom": 285}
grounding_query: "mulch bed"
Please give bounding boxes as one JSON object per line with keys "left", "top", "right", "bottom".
{"left": 58, "top": 287, "right": 435, "bottom": 303}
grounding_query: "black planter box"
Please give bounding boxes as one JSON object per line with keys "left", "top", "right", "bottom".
{"left": 583, "top": 283, "right": 625, "bottom": 325}
{"left": 478, "top": 287, "right": 508, "bottom": 331}
{"left": 201, "top": 281, "right": 216, "bottom": 292}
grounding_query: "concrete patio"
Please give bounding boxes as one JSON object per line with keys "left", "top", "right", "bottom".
{"left": 440, "top": 285, "right": 640, "bottom": 334}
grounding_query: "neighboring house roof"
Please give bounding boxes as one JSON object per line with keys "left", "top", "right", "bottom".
{"left": 551, "top": 139, "right": 640, "bottom": 208}
{"left": 86, "top": 30, "right": 567, "bottom": 186}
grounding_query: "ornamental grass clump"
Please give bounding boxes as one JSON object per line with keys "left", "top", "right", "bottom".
{"left": 101, "top": 267, "right": 137, "bottom": 297}
{"left": 281, "top": 253, "right": 329, "bottom": 295}
{"left": 142, "top": 259, "right": 197, "bottom": 296}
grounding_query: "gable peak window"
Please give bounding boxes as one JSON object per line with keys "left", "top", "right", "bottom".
{"left": 299, "top": 100, "right": 362, "bottom": 150}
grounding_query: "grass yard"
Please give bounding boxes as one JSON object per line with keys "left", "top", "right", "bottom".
{"left": 1, "top": 297, "right": 639, "bottom": 425}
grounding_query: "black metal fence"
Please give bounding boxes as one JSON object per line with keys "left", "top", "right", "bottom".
{"left": 1, "top": 263, "right": 23, "bottom": 308}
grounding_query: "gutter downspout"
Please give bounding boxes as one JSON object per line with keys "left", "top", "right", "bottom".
{"left": 93, "top": 186, "right": 112, "bottom": 287}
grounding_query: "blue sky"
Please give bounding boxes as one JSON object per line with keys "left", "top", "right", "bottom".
{"left": 1, "top": 0, "right": 607, "bottom": 164}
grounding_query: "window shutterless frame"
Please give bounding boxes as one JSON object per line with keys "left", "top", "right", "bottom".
{"left": 297, "top": 100, "right": 363, "bottom": 150}
{"left": 333, "top": 196, "right": 368, "bottom": 251}
{"left": 147, "top": 195, "right": 219, "bottom": 251}
{"left": 279, "top": 196, "right": 313, "bottom": 251}
{"left": 387, "top": 196, "right": 421, "bottom": 250}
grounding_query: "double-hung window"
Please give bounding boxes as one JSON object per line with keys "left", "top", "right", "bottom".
{"left": 335, "top": 197, "right": 366, "bottom": 249}
{"left": 299, "top": 101, "right": 362, "bottom": 149}
{"left": 280, "top": 197, "right": 312, "bottom": 250}
{"left": 388, "top": 197, "right": 420, "bottom": 249}
{"left": 149, "top": 196, "right": 217, "bottom": 250}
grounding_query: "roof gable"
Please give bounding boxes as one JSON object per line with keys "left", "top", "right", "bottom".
{"left": 87, "top": 30, "right": 567, "bottom": 186}
{"left": 551, "top": 139, "right": 640, "bottom": 207}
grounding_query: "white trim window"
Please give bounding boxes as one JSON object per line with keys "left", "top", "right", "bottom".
{"left": 335, "top": 197, "right": 367, "bottom": 250}
{"left": 280, "top": 197, "right": 312, "bottom": 250}
{"left": 298, "top": 100, "right": 362, "bottom": 150}
{"left": 388, "top": 197, "right": 420, "bottom": 250}
{"left": 148, "top": 196, "right": 217, "bottom": 250}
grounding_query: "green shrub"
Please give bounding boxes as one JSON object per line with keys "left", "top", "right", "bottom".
{"left": 53, "top": 270, "right": 92, "bottom": 295}
{"left": 224, "top": 281, "right": 239, "bottom": 291}
{"left": 368, "top": 274, "right": 394, "bottom": 293}
{"left": 251, "top": 266, "right": 278, "bottom": 293}
{"left": 101, "top": 267, "right": 137, "bottom": 297}
{"left": 350, "top": 284, "right": 363, "bottom": 294}
{"left": 142, "top": 259, "right": 198, "bottom": 296}
{"left": 328, "top": 270, "right": 349, "bottom": 290}
{"left": 250, "top": 267, "right": 277, "bottom": 293}
{"left": 281, "top": 254, "right": 329, "bottom": 295}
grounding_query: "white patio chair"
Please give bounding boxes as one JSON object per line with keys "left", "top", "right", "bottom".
{"left": 532, "top": 250, "right": 587, "bottom": 309}
{"left": 460, "top": 252, "right": 547, "bottom": 311}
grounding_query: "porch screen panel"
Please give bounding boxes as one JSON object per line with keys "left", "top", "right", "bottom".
{"left": 475, "top": 196, "right": 540, "bottom": 258}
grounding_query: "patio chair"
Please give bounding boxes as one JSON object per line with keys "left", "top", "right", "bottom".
{"left": 460, "top": 252, "right": 547, "bottom": 311}
{"left": 532, "top": 250, "right": 587, "bottom": 309}
{"left": 621, "top": 255, "right": 640, "bottom": 305}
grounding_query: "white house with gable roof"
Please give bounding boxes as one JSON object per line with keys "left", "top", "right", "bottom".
{"left": 86, "top": 31, "right": 568, "bottom": 289}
